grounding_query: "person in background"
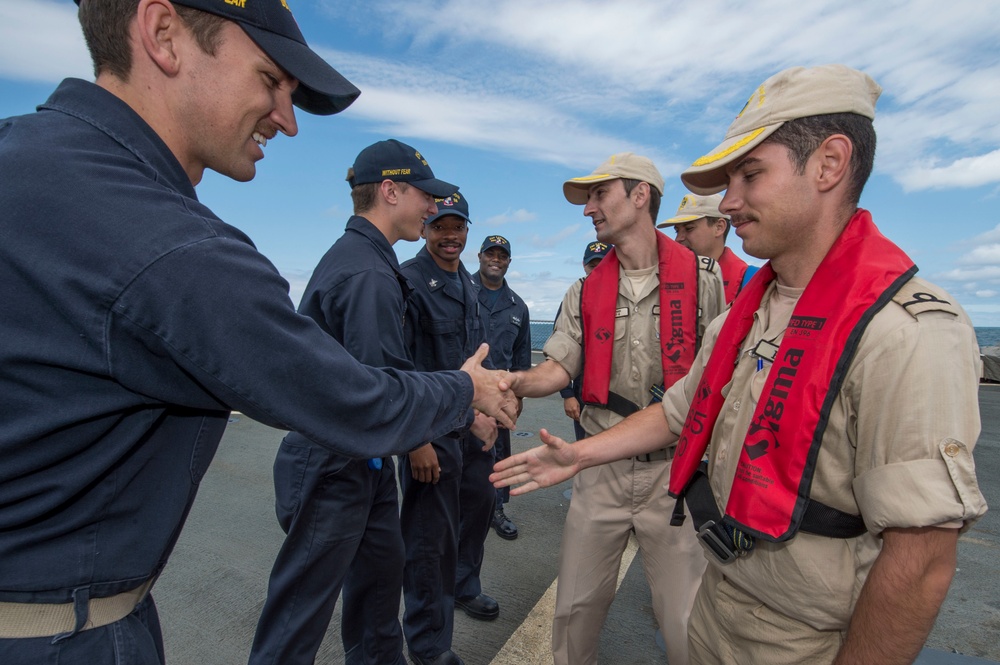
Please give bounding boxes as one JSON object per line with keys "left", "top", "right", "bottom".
{"left": 249, "top": 139, "right": 459, "bottom": 665}
{"left": 493, "top": 64, "right": 987, "bottom": 665}
{"left": 400, "top": 193, "right": 501, "bottom": 665}
{"left": 497, "top": 153, "right": 725, "bottom": 665}
{"left": 473, "top": 234, "right": 532, "bottom": 540}
{"left": 657, "top": 193, "right": 750, "bottom": 303}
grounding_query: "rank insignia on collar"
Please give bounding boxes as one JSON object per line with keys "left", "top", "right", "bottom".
{"left": 429, "top": 278, "right": 438, "bottom": 287}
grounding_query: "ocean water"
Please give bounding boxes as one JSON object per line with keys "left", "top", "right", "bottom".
{"left": 530, "top": 322, "right": 1000, "bottom": 352}
{"left": 977, "top": 328, "right": 1000, "bottom": 350}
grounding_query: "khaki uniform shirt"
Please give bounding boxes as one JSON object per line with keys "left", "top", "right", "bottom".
{"left": 545, "top": 257, "right": 725, "bottom": 437}
{"left": 661, "top": 276, "right": 988, "bottom": 630}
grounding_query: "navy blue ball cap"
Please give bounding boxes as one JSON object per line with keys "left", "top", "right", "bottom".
{"left": 348, "top": 139, "right": 459, "bottom": 199}
{"left": 168, "top": 0, "right": 360, "bottom": 115}
{"left": 425, "top": 192, "right": 471, "bottom": 225}
{"left": 480, "top": 235, "right": 511, "bottom": 256}
{"left": 583, "top": 241, "right": 612, "bottom": 263}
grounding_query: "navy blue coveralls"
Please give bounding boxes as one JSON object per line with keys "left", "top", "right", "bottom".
{"left": 0, "top": 80, "right": 475, "bottom": 665}
{"left": 398, "top": 247, "right": 496, "bottom": 659}
{"left": 249, "top": 217, "right": 414, "bottom": 665}
{"left": 471, "top": 273, "right": 532, "bottom": 508}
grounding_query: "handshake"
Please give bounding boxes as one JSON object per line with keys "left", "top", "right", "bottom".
{"left": 461, "top": 343, "right": 522, "bottom": 432}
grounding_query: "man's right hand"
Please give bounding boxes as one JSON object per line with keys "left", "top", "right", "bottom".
{"left": 461, "top": 343, "right": 518, "bottom": 429}
{"left": 563, "top": 396, "right": 581, "bottom": 421}
{"left": 408, "top": 443, "right": 440, "bottom": 484}
{"left": 470, "top": 411, "right": 498, "bottom": 451}
{"left": 489, "top": 428, "right": 580, "bottom": 496}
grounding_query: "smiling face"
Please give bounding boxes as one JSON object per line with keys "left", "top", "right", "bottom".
{"left": 176, "top": 21, "right": 299, "bottom": 184}
{"left": 721, "top": 140, "right": 820, "bottom": 268}
{"left": 422, "top": 215, "right": 469, "bottom": 271}
{"left": 478, "top": 246, "right": 511, "bottom": 287}
{"left": 673, "top": 217, "right": 724, "bottom": 258}
{"left": 393, "top": 183, "right": 439, "bottom": 243}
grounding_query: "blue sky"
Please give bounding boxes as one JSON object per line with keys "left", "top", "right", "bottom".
{"left": 3, "top": 0, "right": 1000, "bottom": 324}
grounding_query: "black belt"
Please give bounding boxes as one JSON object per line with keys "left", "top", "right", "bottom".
{"left": 672, "top": 462, "right": 867, "bottom": 564}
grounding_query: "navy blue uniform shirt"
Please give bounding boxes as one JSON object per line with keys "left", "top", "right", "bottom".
{"left": 282, "top": 215, "right": 416, "bottom": 449}
{"left": 402, "top": 247, "right": 490, "bottom": 375}
{"left": 0, "top": 79, "right": 473, "bottom": 602}
{"left": 472, "top": 273, "right": 531, "bottom": 372}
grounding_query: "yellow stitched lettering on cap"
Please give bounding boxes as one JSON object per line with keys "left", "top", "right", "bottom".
{"left": 224, "top": 0, "right": 246, "bottom": 7}
{"left": 381, "top": 168, "right": 411, "bottom": 176}
{"left": 690, "top": 127, "right": 767, "bottom": 167}
{"left": 281, "top": 0, "right": 291, "bottom": 10}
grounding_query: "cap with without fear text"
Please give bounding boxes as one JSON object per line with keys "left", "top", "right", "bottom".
{"left": 347, "top": 139, "right": 459, "bottom": 199}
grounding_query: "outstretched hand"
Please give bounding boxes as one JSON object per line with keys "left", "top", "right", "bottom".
{"left": 462, "top": 343, "right": 518, "bottom": 429}
{"left": 489, "top": 428, "right": 580, "bottom": 496}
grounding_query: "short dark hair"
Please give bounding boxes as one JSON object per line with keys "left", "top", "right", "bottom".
{"left": 79, "top": 0, "right": 226, "bottom": 80}
{"left": 350, "top": 179, "right": 410, "bottom": 214}
{"left": 350, "top": 181, "right": 378, "bottom": 214}
{"left": 708, "top": 216, "right": 732, "bottom": 241}
{"left": 620, "top": 178, "right": 662, "bottom": 224}
{"left": 763, "top": 112, "right": 875, "bottom": 208}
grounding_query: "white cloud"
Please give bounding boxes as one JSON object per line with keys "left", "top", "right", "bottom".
{"left": 529, "top": 224, "right": 582, "bottom": 248}
{"left": 508, "top": 271, "right": 575, "bottom": 320}
{"left": 939, "top": 266, "right": 1000, "bottom": 282}
{"left": 481, "top": 208, "right": 538, "bottom": 226}
{"left": 7, "top": 0, "right": 1000, "bottom": 193}
{"left": 959, "top": 243, "right": 1000, "bottom": 266}
{"left": 317, "top": 50, "right": 680, "bottom": 171}
{"left": 0, "top": 0, "right": 90, "bottom": 82}
{"left": 975, "top": 290, "right": 998, "bottom": 298}
{"left": 356, "top": 0, "right": 1000, "bottom": 191}
{"left": 896, "top": 149, "right": 1000, "bottom": 192}
{"left": 970, "top": 224, "right": 1000, "bottom": 244}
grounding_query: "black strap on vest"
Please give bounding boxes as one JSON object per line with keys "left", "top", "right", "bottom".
{"left": 672, "top": 462, "right": 867, "bottom": 539}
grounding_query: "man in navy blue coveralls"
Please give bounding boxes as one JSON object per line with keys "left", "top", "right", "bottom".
{"left": 399, "top": 194, "right": 501, "bottom": 665}
{"left": 248, "top": 139, "right": 459, "bottom": 665}
{"left": 0, "top": 3, "right": 516, "bottom": 663}
{"left": 472, "top": 235, "right": 532, "bottom": 540}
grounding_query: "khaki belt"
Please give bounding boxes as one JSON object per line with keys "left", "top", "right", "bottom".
{"left": 634, "top": 447, "right": 675, "bottom": 463}
{"left": 0, "top": 578, "right": 155, "bottom": 639}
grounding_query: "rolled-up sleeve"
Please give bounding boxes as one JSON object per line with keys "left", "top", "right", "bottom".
{"left": 850, "top": 312, "right": 987, "bottom": 533}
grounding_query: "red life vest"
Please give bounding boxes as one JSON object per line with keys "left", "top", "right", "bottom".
{"left": 581, "top": 231, "right": 699, "bottom": 407}
{"left": 717, "top": 247, "right": 749, "bottom": 303}
{"left": 668, "top": 210, "right": 916, "bottom": 541}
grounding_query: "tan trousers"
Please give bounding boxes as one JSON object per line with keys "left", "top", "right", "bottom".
{"left": 688, "top": 565, "right": 845, "bottom": 664}
{"left": 552, "top": 457, "right": 706, "bottom": 665}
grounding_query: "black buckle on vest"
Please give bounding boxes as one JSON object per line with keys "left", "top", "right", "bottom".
{"left": 697, "top": 520, "right": 741, "bottom": 565}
